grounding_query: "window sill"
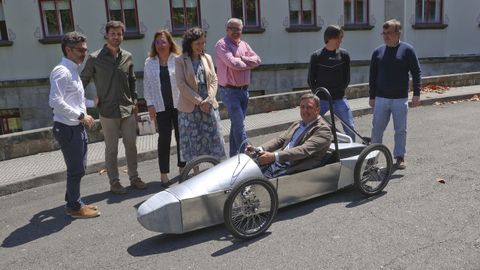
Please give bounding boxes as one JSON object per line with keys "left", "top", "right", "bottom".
{"left": 123, "top": 33, "right": 144, "bottom": 40}
{"left": 38, "top": 37, "right": 62, "bottom": 44}
{"left": 242, "top": 27, "right": 266, "bottom": 34}
{"left": 171, "top": 29, "right": 188, "bottom": 37}
{"left": 412, "top": 23, "right": 448, "bottom": 30}
{"left": 342, "top": 24, "right": 375, "bottom": 31}
{"left": 285, "top": 26, "right": 321, "bottom": 33}
{"left": 0, "top": 40, "right": 13, "bottom": 47}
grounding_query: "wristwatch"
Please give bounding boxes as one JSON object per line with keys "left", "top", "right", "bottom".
{"left": 78, "top": 113, "right": 85, "bottom": 121}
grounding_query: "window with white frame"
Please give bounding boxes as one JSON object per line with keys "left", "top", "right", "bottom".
{"left": 231, "top": 0, "right": 261, "bottom": 28}
{"left": 344, "top": 0, "right": 369, "bottom": 25}
{"left": 170, "top": 0, "right": 201, "bottom": 33}
{"left": 106, "top": 0, "right": 139, "bottom": 33}
{"left": 289, "top": 0, "right": 315, "bottom": 26}
{"left": 415, "top": 0, "right": 443, "bottom": 24}
{"left": 39, "top": 0, "right": 74, "bottom": 37}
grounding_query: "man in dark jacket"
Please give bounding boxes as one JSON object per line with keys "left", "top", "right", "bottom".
{"left": 308, "top": 25, "right": 355, "bottom": 141}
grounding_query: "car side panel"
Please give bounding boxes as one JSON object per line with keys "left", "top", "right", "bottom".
{"left": 276, "top": 162, "right": 341, "bottom": 208}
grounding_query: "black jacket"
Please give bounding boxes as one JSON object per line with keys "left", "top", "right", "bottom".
{"left": 307, "top": 48, "right": 350, "bottom": 100}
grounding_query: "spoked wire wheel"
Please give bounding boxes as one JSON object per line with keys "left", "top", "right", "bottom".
{"left": 179, "top": 155, "right": 220, "bottom": 183}
{"left": 224, "top": 177, "right": 278, "bottom": 240}
{"left": 354, "top": 144, "right": 393, "bottom": 196}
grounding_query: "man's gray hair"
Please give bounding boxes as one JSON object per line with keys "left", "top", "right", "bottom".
{"left": 226, "top": 18, "right": 243, "bottom": 28}
{"left": 61, "top": 31, "right": 86, "bottom": 57}
{"left": 301, "top": 93, "right": 320, "bottom": 108}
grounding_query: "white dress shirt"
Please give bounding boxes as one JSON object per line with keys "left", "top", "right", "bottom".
{"left": 49, "top": 57, "right": 94, "bottom": 126}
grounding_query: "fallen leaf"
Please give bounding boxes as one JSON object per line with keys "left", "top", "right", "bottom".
{"left": 470, "top": 95, "right": 480, "bottom": 101}
{"left": 123, "top": 169, "right": 128, "bottom": 173}
{"left": 436, "top": 178, "right": 446, "bottom": 184}
{"left": 99, "top": 168, "right": 107, "bottom": 175}
{"left": 421, "top": 84, "right": 450, "bottom": 94}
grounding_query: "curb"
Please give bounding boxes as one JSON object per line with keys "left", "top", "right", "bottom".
{"left": 1, "top": 92, "right": 479, "bottom": 196}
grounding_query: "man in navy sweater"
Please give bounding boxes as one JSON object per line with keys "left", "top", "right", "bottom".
{"left": 369, "top": 19, "right": 421, "bottom": 169}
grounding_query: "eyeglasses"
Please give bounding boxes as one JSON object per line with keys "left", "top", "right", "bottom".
{"left": 381, "top": 31, "right": 398, "bottom": 36}
{"left": 227, "top": 26, "right": 242, "bottom": 32}
{"left": 154, "top": 40, "right": 169, "bottom": 46}
{"left": 70, "top": 47, "right": 88, "bottom": 53}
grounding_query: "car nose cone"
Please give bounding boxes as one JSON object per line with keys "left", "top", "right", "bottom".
{"left": 137, "top": 191, "right": 183, "bottom": 233}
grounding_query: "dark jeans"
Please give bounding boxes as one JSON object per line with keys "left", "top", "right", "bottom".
{"left": 52, "top": 122, "right": 87, "bottom": 210}
{"left": 156, "top": 109, "right": 185, "bottom": 173}
{"left": 219, "top": 86, "right": 249, "bottom": 157}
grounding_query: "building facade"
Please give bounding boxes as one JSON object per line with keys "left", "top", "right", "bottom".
{"left": 0, "top": 0, "right": 479, "bottom": 133}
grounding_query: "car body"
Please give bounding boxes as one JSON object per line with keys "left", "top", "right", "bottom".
{"left": 137, "top": 88, "right": 393, "bottom": 239}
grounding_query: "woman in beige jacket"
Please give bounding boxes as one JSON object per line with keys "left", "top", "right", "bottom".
{"left": 175, "top": 27, "right": 226, "bottom": 165}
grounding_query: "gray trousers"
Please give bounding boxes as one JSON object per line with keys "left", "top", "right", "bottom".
{"left": 100, "top": 115, "right": 139, "bottom": 184}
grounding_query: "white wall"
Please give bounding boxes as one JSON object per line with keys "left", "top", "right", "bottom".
{"left": 0, "top": 0, "right": 479, "bottom": 82}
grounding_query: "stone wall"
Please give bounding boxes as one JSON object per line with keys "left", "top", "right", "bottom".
{"left": 1, "top": 71, "right": 480, "bottom": 161}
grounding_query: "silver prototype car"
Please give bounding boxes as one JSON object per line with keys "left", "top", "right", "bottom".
{"left": 137, "top": 88, "right": 393, "bottom": 240}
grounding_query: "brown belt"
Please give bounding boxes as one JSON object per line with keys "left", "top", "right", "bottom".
{"left": 221, "top": 84, "right": 249, "bottom": 90}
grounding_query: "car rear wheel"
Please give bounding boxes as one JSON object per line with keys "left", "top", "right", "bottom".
{"left": 224, "top": 177, "right": 278, "bottom": 240}
{"left": 179, "top": 155, "right": 220, "bottom": 183}
{"left": 354, "top": 144, "right": 393, "bottom": 196}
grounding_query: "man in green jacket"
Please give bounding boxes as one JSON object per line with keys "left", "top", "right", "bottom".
{"left": 81, "top": 21, "right": 146, "bottom": 194}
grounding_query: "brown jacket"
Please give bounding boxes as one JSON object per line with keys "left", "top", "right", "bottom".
{"left": 175, "top": 53, "right": 219, "bottom": 113}
{"left": 260, "top": 117, "right": 332, "bottom": 174}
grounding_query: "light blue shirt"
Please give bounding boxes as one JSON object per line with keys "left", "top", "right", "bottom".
{"left": 49, "top": 57, "right": 94, "bottom": 126}
{"left": 274, "top": 118, "right": 318, "bottom": 162}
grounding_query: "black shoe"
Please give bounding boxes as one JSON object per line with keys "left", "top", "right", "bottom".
{"left": 395, "top": 157, "right": 406, "bottom": 170}
{"left": 160, "top": 180, "right": 170, "bottom": 188}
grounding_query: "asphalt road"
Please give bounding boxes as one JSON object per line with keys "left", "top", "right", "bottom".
{"left": 1, "top": 101, "right": 480, "bottom": 270}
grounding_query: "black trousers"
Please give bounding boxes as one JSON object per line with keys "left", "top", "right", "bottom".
{"left": 156, "top": 108, "right": 185, "bottom": 173}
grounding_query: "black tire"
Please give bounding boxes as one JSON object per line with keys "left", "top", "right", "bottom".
{"left": 223, "top": 177, "right": 278, "bottom": 240}
{"left": 179, "top": 155, "right": 220, "bottom": 183}
{"left": 354, "top": 143, "right": 393, "bottom": 196}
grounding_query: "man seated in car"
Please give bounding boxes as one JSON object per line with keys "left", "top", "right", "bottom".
{"left": 246, "top": 93, "right": 332, "bottom": 178}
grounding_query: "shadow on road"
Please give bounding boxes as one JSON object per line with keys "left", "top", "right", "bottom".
{"left": 128, "top": 223, "right": 271, "bottom": 257}
{"left": 1, "top": 181, "right": 164, "bottom": 248}
{"left": 127, "top": 224, "right": 232, "bottom": 256}
{"left": 1, "top": 206, "right": 72, "bottom": 248}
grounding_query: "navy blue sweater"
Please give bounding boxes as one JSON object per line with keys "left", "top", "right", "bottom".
{"left": 369, "top": 42, "right": 421, "bottom": 99}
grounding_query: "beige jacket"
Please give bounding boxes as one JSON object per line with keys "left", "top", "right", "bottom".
{"left": 260, "top": 117, "right": 332, "bottom": 174}
{"left": 175, "top": 53, "right": 219, "bottom": 113}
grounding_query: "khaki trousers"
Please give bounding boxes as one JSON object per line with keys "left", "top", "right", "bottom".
{"left": 100, "top": 115, "right": 138, "bottom": 184}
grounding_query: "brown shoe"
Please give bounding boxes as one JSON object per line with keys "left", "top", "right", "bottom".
{"left": 64, "top": 204, "right": 98, "bottom": 215}
{"left": 110, "top": 181, "right": 127, "bottom": 194}
{"left": 85, "top": 204, "right": 98, "bottom": 211}
{"left": 395, "top": 157, "right": 406, "bottom": 170}
{"left": 130, "top": 177, "right": 147, "bottom": 190}
{"left": 66, "top": 205, "right": 100, "bottom": 219}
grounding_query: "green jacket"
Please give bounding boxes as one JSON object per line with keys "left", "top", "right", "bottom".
{"left": 81, "top": 45, "right": 137, "bottom": 118}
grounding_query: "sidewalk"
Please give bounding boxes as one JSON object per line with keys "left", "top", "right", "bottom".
{"left": 1, "top": 85, "right": 479, "bottom": 196}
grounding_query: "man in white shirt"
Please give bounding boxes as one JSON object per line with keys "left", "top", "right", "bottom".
{"left": 49, "top": 31, "right": 99, "bottom": 219}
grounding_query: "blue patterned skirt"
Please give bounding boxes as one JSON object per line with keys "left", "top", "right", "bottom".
{"left": 178, "top": 107, "right": 227, "bottom": 162}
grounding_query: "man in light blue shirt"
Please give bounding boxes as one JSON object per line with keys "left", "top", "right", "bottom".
{"left": 49, "top": 31, "right": 99, "bottom": 219}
